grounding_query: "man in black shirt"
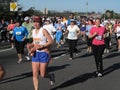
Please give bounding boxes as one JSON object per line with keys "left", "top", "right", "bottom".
{"left": 0, "top": 19, "right": 8, "bottom": 43}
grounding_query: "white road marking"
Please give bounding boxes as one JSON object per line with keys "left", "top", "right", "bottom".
{"left": 53, "top": 52, "right": 69, "bottom": 59}
{"left": 0, "top": 48, "right": 13, "bottom": 53}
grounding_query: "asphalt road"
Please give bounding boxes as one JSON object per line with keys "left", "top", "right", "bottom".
{"left": 0, "top": 37, "right": 120, "bottom": 90}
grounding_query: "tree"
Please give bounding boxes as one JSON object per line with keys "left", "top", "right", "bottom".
{"left": 101, "top": 9, "right": 120, "bottom": 19}
{"left": 0, "top": 0, "right": 22, "bottom": 20}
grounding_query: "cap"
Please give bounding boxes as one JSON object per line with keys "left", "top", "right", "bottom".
{"left": 33, "top": 16, "right": 42, "bottom": 22}
{"left": 58, "top": 19, "right": 61, "bottom": 21}
{"left": 46, "top": 18, "right": 51, "bottom": 21}
{"left": 70, "top": 19, "right": 75, "bottom": 22}
{"left": 24, "top": 16, "right": 30, "bottom": 21}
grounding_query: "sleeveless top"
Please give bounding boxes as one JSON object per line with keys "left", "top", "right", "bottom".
{"left": 32, "top": 28, "right": 47, "bottom": 52}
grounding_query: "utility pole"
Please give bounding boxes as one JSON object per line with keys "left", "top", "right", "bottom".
{"left": 86, "top": 1, "right": 88, "bottom": 18}
{"left": 10, "top": 0, "right": 18, "bottom": 20}
{"left": 104, "top": 9, "right": 106, "bottom": 20}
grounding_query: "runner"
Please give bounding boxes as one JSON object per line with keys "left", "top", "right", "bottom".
{"left": 54, "top": 19, "right": 65, "bottom": 48}
{"left": 85, "top": 19, "right": 93, "bottom": 53}
{"left": 114, "top": 21, "right": 120, "bottom": 52}
{"left": 80, "top": 19, "right": 86, "bottom": 41}
{"left": 28, "top": 16, "right": 54, "bottom": 90}
{"left": 22, "top": 16, "right": 34, "bottom": 60}
{"left": 104, "top": 23, "right": 112, "bottom": 53}
{"left": 7, "top": 19, "right": 15, "bottom": 48}
{"left": 43, "top": 18, "right": 56, "bottom": 40}
{"left": 66, "top": 19, "right": 80, "bottom": 60}
{"left": 89, "top": 18, "right": 105, "bottom": 77}
{"left": 11, "top": 20, "right": 28, "bottom": 63}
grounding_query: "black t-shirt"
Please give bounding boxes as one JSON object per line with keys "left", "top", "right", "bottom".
{"left": 0, "top": 23, "right": 7, "bottom": 32}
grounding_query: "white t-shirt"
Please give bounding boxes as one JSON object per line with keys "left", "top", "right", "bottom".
{"left": 116, "top": 26, "right": 120, "bottom": 37}
{"left": 43, "top": 24, "right": 56, "bottom": 39}
{"left": 67, "top": 25, "right": 80, "bottom": 40}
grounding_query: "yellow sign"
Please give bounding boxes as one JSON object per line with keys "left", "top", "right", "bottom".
{"left": 10, "top": 2, "right": 18, "bottom": 11}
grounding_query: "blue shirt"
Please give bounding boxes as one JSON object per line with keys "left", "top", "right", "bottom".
{"left": 86, "top": 25, "right": 93, "bottom": 36}
{"left": 54, "top": 23, "right": 65, "bottom": 32}
{"left": 13, "top": 26, "right": 28, "bottom": 42}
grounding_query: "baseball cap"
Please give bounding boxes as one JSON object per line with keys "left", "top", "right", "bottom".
{"left": 46, "top": 18, "right": 51, "bottom": 21}
{"left": 33, "top": 16, "right": 42, "bottom": 22}
{"left": 58, "top": 19, "right": 61, "bottom": 21}
{"left": 70, "top": 19, "right": 75, "bottom": 22}
{"left": 24, "top": 16, "right": 30, "bottom": 21}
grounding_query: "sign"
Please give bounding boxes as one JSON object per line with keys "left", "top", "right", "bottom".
{"left": 10, "top": 2, "right": 18, "bottom": 11}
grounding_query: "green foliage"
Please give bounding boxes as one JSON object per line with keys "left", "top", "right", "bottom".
{"left": 0, "top": 0, "right": 20, "bottom": 20}
{"left": 102, "top": 10, "right": 120, "bottom": 19}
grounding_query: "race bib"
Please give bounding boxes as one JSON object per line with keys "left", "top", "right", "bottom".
{"left": 33, "top": 38, "right": 41, "bottom": 44}
{"left": 9, "top": 31, "right": 13, "bottom": 34}
{"left": 16, "top": 32, "right": 21, "bottom": 35}
{"left": 69, "top": 32, "right": 76, "bottom": 38}
{"left": 95, "top": 35, "right": 102, "bottom": 40}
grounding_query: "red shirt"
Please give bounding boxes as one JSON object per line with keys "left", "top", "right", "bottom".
{"left": 7, "top": 24, "right": 15, "bottom": 31}
{"left": 90, "top": 26, "right": 105, "bottom": 45}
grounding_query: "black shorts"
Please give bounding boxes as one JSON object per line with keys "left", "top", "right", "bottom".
{"left": 25, "top": 38, "right": 33, "bottom": 44}
{"left": 86, "top": 36, "right": 92, "bottom": 46}
{"left": 117, "top": 36, "right": 120, "bottom": 39}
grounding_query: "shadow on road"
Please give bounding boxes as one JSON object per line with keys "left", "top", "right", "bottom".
{"left": 0, "top": 72, "right": 32, "bottom": 84}
{"left": 51, "top": 62, "right": 120, "bottom": 90}
{"left": 50, "top": 72, "right": 96, "bottom": 90}
{"left": 103, "top": 62, "right": 120, "bottom": 76}
{"left": 74, "top": 53, "right": 93, "bottom": 59}
{"left": 47, "top": 64, "right": 70, "bottom": 72}
{"left": 103, "top": 52, "right": 120, "bottom": 59}
{"left": 0, "top": 64, "right": 70, "bottom": 84}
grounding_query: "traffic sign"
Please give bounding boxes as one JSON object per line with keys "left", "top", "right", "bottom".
{"left": 10, "top": 2, "right": 18, "bottom": 11}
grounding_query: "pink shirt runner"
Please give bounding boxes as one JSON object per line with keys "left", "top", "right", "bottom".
{"left": 90, "top": 26, "right": 105, "bottom": 45}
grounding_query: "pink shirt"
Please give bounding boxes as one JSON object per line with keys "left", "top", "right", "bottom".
{"left": 90, "top": 26, "right": 105, "bottom": 45}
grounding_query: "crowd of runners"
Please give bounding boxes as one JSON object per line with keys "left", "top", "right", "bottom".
{"left": 0, "top": 13, "right": 120, "bottom": 90}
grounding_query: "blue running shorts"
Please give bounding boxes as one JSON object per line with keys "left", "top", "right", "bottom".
{"left": 32, "top": 51, "right": 50, "bottom": 63}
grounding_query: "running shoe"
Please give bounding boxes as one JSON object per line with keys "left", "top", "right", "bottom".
{"left": 25, "top": 56, "right": 31, "bottom": 61}
{"left": 69, "top": 57, "right": 73, "bottom": 60}
{"left": 17, "top": 59, "right": 22, "bottom": 64}
{"left": 97, "top": 73, "right": 102, "bottom": 77}
{"left": 49, "top": 73, "right": 55, "bottom": 86}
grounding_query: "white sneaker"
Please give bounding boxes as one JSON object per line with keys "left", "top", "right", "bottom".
{"left": 118, "top": 49, "right": 120, "bottom": 52}
{"left": 75, "top": 53, "right": 78, "bottom": 56}
{"left": 69, "top": 58, "right": 73, "bottom": 60}
{"left": 104, "top": 48, "right": 107, "bottom": 53}
{"left": 49, "top": 73, "right": 55, "bottom": 86}
{"left": 17, "top": 59, "right": 22, "bottom": 64}
{"left": 11, "top": 46, "right": 14, "bottom": 49}
{"left": 25, "top": 56, "right": 30, "bottom": 61}
{"left": 109, "top": 42, "right": 112, "bottom": 46}
{"left": 106, "top": 49, "right": 109, "bottom": 53}
{"left": 97, "top": 73, "right": 102, "bottom": 77}
{"left": 2, "top": 41, "right": 5, "bottom": 43}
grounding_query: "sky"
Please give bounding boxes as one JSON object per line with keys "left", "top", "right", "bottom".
{"left": 18, "top": 0, "right": 119, "bottom": 13}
